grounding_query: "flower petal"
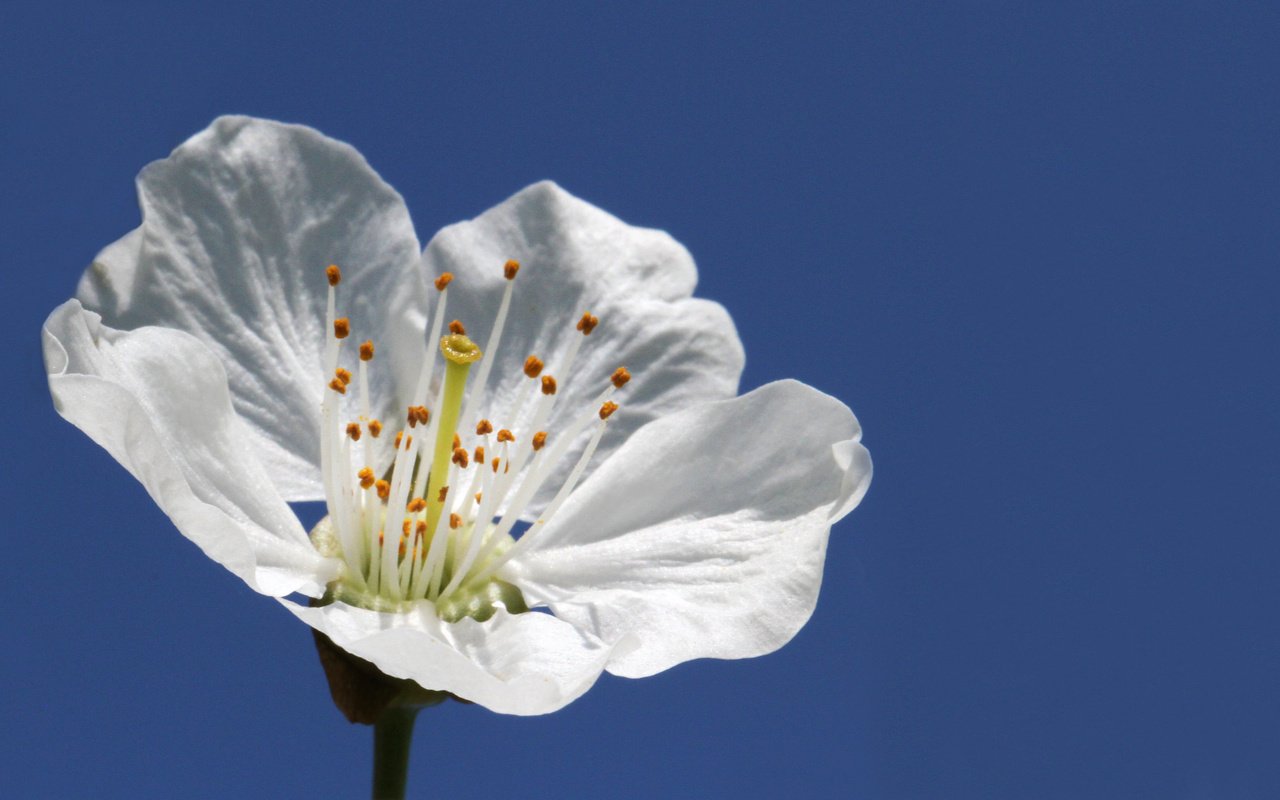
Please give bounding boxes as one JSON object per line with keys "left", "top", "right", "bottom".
{"left": 43, "top": 300, "right": 340, "bottom": 597}
{"left": 280, "top": 598, "right": 633, "bottom": 716}
{"left": 510, "top": 379, "right": 872, "bottom": 678}
{"left": 421, "top": 181, "right": 745, "bottom": 515}
{"left": 76, "top": 116, "right": 423, "bottom": 500}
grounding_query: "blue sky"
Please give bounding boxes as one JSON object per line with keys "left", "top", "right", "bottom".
{"left": 3, "top": 2, "right": 1278, "bottom": 798}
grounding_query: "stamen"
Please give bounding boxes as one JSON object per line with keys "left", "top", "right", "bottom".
{"left": 541, "top": 375, "right": 557, "bottom": 395}
{"left": 448, "top": 320, "right": 467, "bottom": 335}
{"left": 328, "top": 378, "right": 347, "bottom": 394}
{"left": 335, "top": 368, "right": 352, "bottom": 386}
{"left": 358, "top": 467, "right": 375, "bottom": 489}
{"left": 452, "top": 447, "right": 470, "bottom": 468}
{"left": 532, "top": 431, "right": 548, "bottom": 451}
{"left": 504, "top": 259, "right": 520, "bottom": 279}
{"left": 611, "top": 367, "right": 631, "bottom": 388}
{"left": 524, "top": 356, "right": 544, "bottom": 378}
{"left": 375, "top": 479, "right": 390, "bottom": 500}
{"left": 326, "top": 264, "right": 342, "bottom": 286}
{"left": 576, "top": 312, "right": 599, "bottom": 335}
{"left": 359, "top": 340, "right": 375, "bottom": 361}
{"left": 450, "top": 513, "right": 462, "bottom": 529}
{"left": 346, "top": 423, "right": 362, "bottom": 441}
{"left": 438, "top": 486, "right": 449, "bottom": 502}
{"left": 368, "top": 419, "right": 383, "bottom": 437}
{"left": 600, "top": 401, "right": 619, "bottom": 420}
{"left": 497, "top": 429, "right": 515, "bottom": 443}
{"left": 474, "top": 445, "right": 485, "bottom": 462}
{"left": 333, "top": 318, "right": 350, "bottom": 339}
{"left": 434, "top": 273, "right": 453, "bottom": 291}
{"left": 476, "top": 419, "right": 493, "bottom": 435}
{"left": 407, "top": 498, "right": 427, "bottom": 513}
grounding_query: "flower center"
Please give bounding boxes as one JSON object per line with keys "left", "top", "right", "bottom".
{"left": 310, "top": 262, "right": 629, "bottom": 622}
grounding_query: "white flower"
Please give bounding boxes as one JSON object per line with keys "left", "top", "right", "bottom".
{"left": 42, "top": 116, "right": 872, "bottom": 716}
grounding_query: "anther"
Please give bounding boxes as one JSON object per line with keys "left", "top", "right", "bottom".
{"left": 599, "top": 401, "right": 619, "bottom": 420}
{"left": 476, "top": 419, "right": 494, "bottom": 435}
{"left": 497, "top": 429, "right": 515, "bottom": 443}
{"left": 414, "top": 406, "right": 430, "bottom": 426}
{"left": 335, "top": 368, "right": 352, "bottom": 386}
{"left": 325, "top": 265, "right": 342, "bottom": 286}
{"left": 504, "top": 259, "right": 520, "bottom": 280}
{"left": 394, "top": 432, "right": 412, "bottom": 449}
{"left": 376, "top": 480, "right": 391, "bottom": 500}
{"left": 452, "top": 433, "right": 461, "bottom": 450}
{"left": 474, "top": 445, "right": 485, "bottom": 463}
{"left": 434, "top": 273, "right": 453, "bottom": 291}
{"left": 358, "top": 467, "right": 376, "bottom": 489}
{"left": 450, "top": 513, "right": 462, "bottom": 529}
{"left": 402, "top": 520, "right": 412, "bottom": 536}
{"left": 491, "top": 457, "right": 500, "bottom": 472}
{"left": 452, "top": 447, "right": 470, "bottom": 468}
{"left": 523, "top": 355, "right": 544, "bottom": 378}
{"left": 368, "top": 419, "right": 383, "bottom": 438}
{"left": 541, "top": 375, "right": 558, "bottom": 395}
{"left": 611, "top": 367, "right": 631, "bottom": 388}
{"left": 438, "top": 486, "right": 449, "bottom": 502}
{"left": 333, "top": 318, "right": 350, "bottom": 339}
{"left": 448, "top": 320, "right": 467, "bottom": 335}
{"left": 474, "top": 492, "right": 483, "bottom": 503}
{"left": 416, "top": 521, "right": 428, "bottom": 536}
{"left": 328, "top": 378, "right": 347, "bottom": 394}
{"left": 407, "top": 498, "right": 427, "bottom": 513}
{"left": 346, "top": 422, "right": 362, "bottom": 441}
{"left": 359, "top": 340, "right": 375, "bottom": 361}
{"left": 532, "top": 431, "right": 548, "bottom": 451}
{"left": 576, "top": 312, "right": 599, "bottom": 335}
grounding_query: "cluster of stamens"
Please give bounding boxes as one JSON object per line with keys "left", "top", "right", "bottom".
{"left": 314, "top": 261, "right": 630, "bottom": 620}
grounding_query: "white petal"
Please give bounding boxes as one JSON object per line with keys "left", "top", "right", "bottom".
{"left": 280, "top": 598, "right": 633, "bottom": 716}
{"left": 43, "top": 301, "right": 340, "bottom": 597}
{"left": 421, "top": 181, "right": 745, "bottom": 515}
{"left": 76, "top": 116, "right": 423, "bottom": 500}
{"left": 511, "top": 379, "right": 872, "bottom": 678}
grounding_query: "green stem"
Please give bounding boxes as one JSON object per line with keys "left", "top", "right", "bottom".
{"left": 371, "top": 706, "right": 419, "bottom": 800}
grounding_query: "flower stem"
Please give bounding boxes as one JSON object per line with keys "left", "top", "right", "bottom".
{"left": 371, "top": 706, "right": 419, "bottom": 800}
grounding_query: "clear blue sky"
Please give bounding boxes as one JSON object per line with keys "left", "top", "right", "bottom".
{"left": 4, "top": 2, "right": 1278, "bottom": 798}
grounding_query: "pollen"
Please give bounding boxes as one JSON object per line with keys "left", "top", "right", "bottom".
{"left": 325, "top": 264, "right": 342, "bottom": 286}
{"left": 474, "top": 445, "right": 485, "bottom": 462}
{"left": 407, "top": 405, "right": 430, "bottom": 427}
{"left": 438, "top": 486, "right": 449, "bottom": 502}
{"left": 333, "top": 317, "right": 350, "bottom": 339}
{"left": 328, "top": 378, "right": 347, "bottom": 394}
{"left": 476, "top": 419, "right": 494, "bottom": 436}
{"left": 504, "top": 259, "right": 520, "bottom": 280}
{"left": 497, "top": 429, "right": 515, "bottom": 443}
{"left": 576, "top": 312, "right": 599, "bottom": 335}
{"left": 448, "top": 319, "right": 467, "bottom": 335}
{"left": 407, "top": 498, "right": 427, "bottom": 513}
{"left": 335, "top": 368, "right": 352, "bottom": 386}
{"left": 611, "top": 367, "right": 631, "bottom": 388}
{"left": 599, "top": 401, "right": 619, "bottom": 420}
{"left": 524, "top": 355, "right": 544, "bottom": 378}
{"left": 434, "top": 272, "right": 453, "bottom": 291}
{"left": 541, "top": 375, "right": 558, "bottom": 395}
{"left": 376, "top": 479, "right": 391, "bottom": 500}
{"left": 368, "top": 419, "right": 383, "bottom": 437}
{"left": 357, "top": 467, "right": 376, "bottom": 489}
{"left": 346, "top": 422, "right": 362, "bottom": 441}
{"left": 532, "top": 431, "right": 548, "bottom": 451}
{"left": 359, "top": 340, "right": 375, "bottom": 361}
{"left": 452, "top": 447, "right": 470, "bottom": 468}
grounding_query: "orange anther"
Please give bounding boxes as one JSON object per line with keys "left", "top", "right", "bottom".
{"left": 407, "top": 498, "right": 427, "bottom": 513}
{"left": 491, "top": 457, "right": 500, "bottom": 473}
{"left": 452, "top": 447, "right": 470, "bottom": 468}
{"left": 368, "top": 419, "right": 383, "bottom": 438}
{"left": 523, "top": 355, "right": 544, "bottom": 378}
{"left": 402, "top": 519, "right": 412, "bottom": 537}
{"left": 333, "top": 318, "right": 350, "bottom": 339}
{"left": 474, "top": 492, "right": 483, "bottom": 503}
{"left": 541, "top": 375, "right": 557, "bottom": 395}
{"left": 449, "top": 513, "right": 462, "bottom": 529}
{"left": 474, "top": 445, "right": 485, "bottom": 463}
{"left": 452, "top": 433, "right": 461, "bottom": 450}
{"left": 448, "top": 319, "right": 467, "bottom": 335}
{"left": 434, "top": 273, "right": 454, "bottom": 291}
{"left": 476, "top": 419, "right": 494, "bottom": 436}
{"left": 325, "top": 265, "right": 342, "bottom": 286}
{"left": 416, "top": 521, "right": 428, "bottom": 536}
{"left": 438, "top": 486, "right": 449, "bottom": 502}
{"left": 357, "top": 467, "right": 375, "bottom": 489}
{"left": 376, "top": 480, "right": 391, "bottom": 500}
{"left": 503, "top": 259, "right": 520, "bottom": 280}
{"left": 599, "top": 401, "right": 619, "bottom": 420}
{"left": 346, "top": 422, "right": 362, "bottom": 441}
{"left": 328, "top": 378, "right": 347, "bottom": 394}
{"left": 611, "top": 367, "right": 631, "bottom": 388}
{"left": 576, "top": 312, "right": 599, "bottom": 335}
{"left": 532, "top": 431, "right": 548, "bottom": 451}
{"left": 335, "top": 368, "right": 352, "bottom": 386}
{"left": 414, "top": 406, "right": 430, "bottom": 426}
{"left": 497, "top": 429, "right": 515, "bottom": 443}
{"left": 359, "top": 340, "right": 375, "bottom": 361}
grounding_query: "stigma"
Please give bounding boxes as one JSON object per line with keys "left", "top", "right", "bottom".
{"left": 310, "top": 261, "right": 629, "bottom": 621}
